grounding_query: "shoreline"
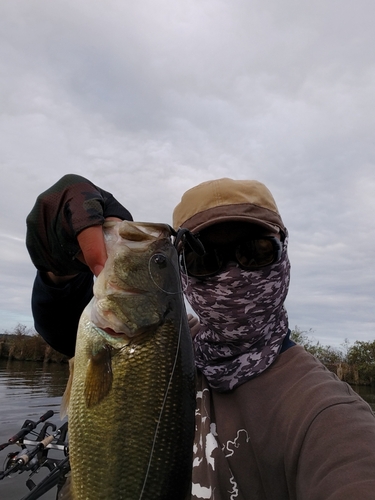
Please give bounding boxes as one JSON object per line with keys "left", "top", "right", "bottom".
{"left": 1, "top": 333, "right": 373, "bottom": 386}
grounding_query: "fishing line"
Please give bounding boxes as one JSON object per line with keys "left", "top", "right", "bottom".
{"left": 147, "top": 253, "right": 187, "bottom": 295}
{"left": 138, "top": 302, "right": 185, "bottom": 500}
{"left": 178, "top": 251, "right": 189, "bottom": 292}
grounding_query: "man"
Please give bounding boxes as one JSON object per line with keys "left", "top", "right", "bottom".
{"left": 27, "top": 175, "right": 375, "bottom": 499}
{"left": 172, "top": 178, "right": 375, "bottom": 499}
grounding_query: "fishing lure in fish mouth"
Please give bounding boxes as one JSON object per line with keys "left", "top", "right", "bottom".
{"left": 62, "top": 220, "right": 196, "bottom": 500}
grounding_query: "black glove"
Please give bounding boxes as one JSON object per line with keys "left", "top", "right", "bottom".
{"left": 26, "top": 174, "right": 133, "bottom": 275}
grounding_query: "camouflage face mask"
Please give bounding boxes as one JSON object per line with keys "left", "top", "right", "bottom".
{"left": 182, "top": 234, "right": 291, "bottom": 392}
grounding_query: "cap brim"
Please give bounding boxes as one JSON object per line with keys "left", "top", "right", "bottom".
{"left": 188, "top": 215, "right": 280, "bottom": 234}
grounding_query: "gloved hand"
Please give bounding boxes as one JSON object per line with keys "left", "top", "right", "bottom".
{"left": 26, "top": 174, "right": 133, "bottom": 276}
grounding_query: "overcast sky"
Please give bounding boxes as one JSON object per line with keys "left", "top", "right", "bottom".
{"left": 0, "top": 0, "right": 374, "bottom": 350}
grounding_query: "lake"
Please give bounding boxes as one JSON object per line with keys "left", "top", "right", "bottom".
{"left": 0, "top": 360, "right": 69, "bottom": 500}
{"left": 0, "top": 359, "right": 375, "bottom": 500}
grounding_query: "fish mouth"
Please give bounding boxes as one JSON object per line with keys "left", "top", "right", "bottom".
{"left": 107, "top": 281, "right": 146, "bottom": 295}
{"left": 90, "top": 299, "right": 135, "bottom": 339}
{"left": 102, "top": 327, "right": 128, "bottom": 338}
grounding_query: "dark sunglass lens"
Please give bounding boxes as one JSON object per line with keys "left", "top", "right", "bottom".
{"left": 182, "top": 249, "right": 223, "bottom": 277}
{"left": 236, "top": 238, "right": 278, "bottom": 268}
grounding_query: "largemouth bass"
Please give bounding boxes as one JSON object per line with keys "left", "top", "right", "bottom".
{"left": 62, "top": 221, "right": 196, "bottom": 500}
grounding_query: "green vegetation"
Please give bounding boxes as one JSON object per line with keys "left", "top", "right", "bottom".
{"left": 1, "top": 325, "right": 375, "bottom": 385}
{"left": 291, "top": 326, "right": 375, "bottom": 386}
{"left": 0, "top": 324, "right": 68, "bottom": 363}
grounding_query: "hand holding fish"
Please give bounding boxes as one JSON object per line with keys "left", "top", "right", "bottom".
{"left": 75, "top": 216, "right": 123, "bottom": 277}
{"left": 26, "top": 174, "right": 133, "bottom": 277}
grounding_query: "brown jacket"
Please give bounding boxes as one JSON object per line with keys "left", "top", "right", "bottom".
{"left": 192, "top": 345, "right": 375, "bottom": 500}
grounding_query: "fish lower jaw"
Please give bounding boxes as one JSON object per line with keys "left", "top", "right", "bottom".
{"left": 93, "top": 322, "right": 134, "bottom": 338}
{"left": 102, "top": 327, "right": 131, "bottom": 338}
{"left": 90, "top": 317, "right": 134, "bottom": 339}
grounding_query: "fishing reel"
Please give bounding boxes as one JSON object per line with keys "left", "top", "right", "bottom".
{"left": 3, "top": 449, "right": 39, "bottom": 475}
{"left": 0, "top": 410, "right": 70, "bottom": 499}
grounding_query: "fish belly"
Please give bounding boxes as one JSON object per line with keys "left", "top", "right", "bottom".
{"left": 68, "top": 310, "right": 195, "bottom": 500}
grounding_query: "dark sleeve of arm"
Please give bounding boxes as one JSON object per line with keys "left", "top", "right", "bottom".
{"left": 297, "top": 398, "right": 375, "bottom": 499}
{"left": 31, "top": 271, "right": 94, "bottom": 358}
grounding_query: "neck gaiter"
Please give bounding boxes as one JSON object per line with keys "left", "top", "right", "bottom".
{"left": 182, "top": 235, "right": 291, "bottom": 392}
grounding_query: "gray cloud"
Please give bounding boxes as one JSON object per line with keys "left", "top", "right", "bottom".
{"left": 0, "top": 0, "right": 374, "bottom": 347}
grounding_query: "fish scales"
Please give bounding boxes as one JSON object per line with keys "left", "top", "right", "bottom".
{"left": 64, "top": 221, "right": 196, "bottom": 500}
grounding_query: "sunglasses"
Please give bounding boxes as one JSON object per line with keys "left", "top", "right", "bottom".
{"left": 179, "top": 236, "right": 283, "bottom": 278}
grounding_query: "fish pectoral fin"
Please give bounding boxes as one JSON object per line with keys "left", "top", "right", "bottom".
{"left": 84, "top": 345, "right": 113, "bottom": 408}
{"left": 60, "top": 358, "right": 74, "bottom": 419}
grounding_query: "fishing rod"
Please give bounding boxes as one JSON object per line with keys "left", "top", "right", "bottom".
{"left": 0, "top": 424, "right": 67, "bottom": 480}
{"left": 0, "top": 410, "right": 54, "bottom": 451}
{"left": 0, "top": 423, "right": 67, "bottom": 480}
{"left": 20, "top": 456, "right": 70, "bottom": 500}
{"left": 0, "top": 411, "right": 70, "bottom": 500}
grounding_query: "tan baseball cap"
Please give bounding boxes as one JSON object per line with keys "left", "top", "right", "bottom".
{"left": 172, "top": 178, "right": 285, "bottom": 234}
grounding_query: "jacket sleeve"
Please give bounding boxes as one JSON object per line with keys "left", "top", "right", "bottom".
{"left": 26, "top": 174, "right": 133, "bottom": 276}
{"left": 31, "top": 271, "right": 94, "bottom": 358}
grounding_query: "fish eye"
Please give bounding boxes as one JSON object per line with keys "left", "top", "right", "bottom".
{"left": 151, "top": 253, "right": 167, "bottom": 268}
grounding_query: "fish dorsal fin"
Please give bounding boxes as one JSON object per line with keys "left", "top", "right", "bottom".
{"left": 60, "top": 358, "right": 74, "bottom": 419}
{"left": 84, "top": 344, "right": 113, "bottom": 408}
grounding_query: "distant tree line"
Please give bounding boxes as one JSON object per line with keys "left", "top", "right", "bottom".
{"left": 291, "top": 326, "right": 375, "bottom": 386}
{"left": 1, "top": 324, "right": 375, "bottom": 385}
{"left": 0, "top": 324, "right": 68, "bottom": 363}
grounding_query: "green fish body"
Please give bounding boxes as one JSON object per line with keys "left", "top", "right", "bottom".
{"left": 63, "top": 221, "right": 196, "bottom": 500}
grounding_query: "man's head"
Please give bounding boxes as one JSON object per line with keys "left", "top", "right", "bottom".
{"left": 173, "top": 178, "right": 286, "bottom": 278}
{"left": 173, "top": 179, "right": 290, "bottom": 391}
